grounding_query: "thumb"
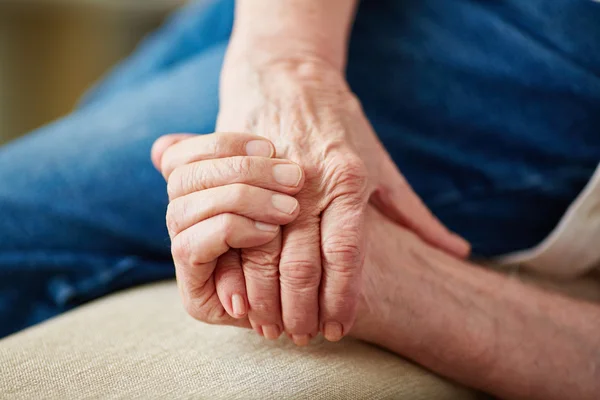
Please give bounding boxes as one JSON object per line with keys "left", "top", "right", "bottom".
{"left": 370, "top": 156, "right": 471, "bottom": 259}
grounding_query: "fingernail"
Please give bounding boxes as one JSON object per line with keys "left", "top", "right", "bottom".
{"left": 271, "top": 193, "right": 298, "bottom": 214}
{"left": 273, "top": 164, "right": 302, "bottom": 187}
{"left": 231, "top": 294, "right": 246, "bottom": 317}
{"left": 255, "top": 221, "right": 279, "bottom": 232}
{"left": 262, "top": 325, "right": 281, "bottom": 340}
{"left": 245, "top": 140, "right": 273, "bottom": 157}
{"left": 292, "top": 334, "right": 311, "bottom": 347}
{"left": 323, "top": 322, "right": 343, "bottom": 342}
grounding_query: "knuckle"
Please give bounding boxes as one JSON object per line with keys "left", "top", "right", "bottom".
{"left": 243, "top": 248, "right": 279, "bottom": 271}
{"left": 171, "top": 234, "right": 192, "bottom": 264}
{"left": 243, "top": 252, "right": 280, "bottom": 283}
{"left": 322, "top": 296, "right": 358, "bottom": 323}
{"left": 207, "top": 134, "right": 221, "bottom": 156}
{"left": 167, "top": 164, "right": 204, "bottom": 199}
{"left": 280, "top": 260, "right": 321, "bottom": 290}
{"left": 166, "top": 171, "right": 181, "bottom": 199}
{"left": 230, "top": 184, "right": 251, "bottom": 208}
{"left": 244, "top": 266, "right": 279, "bottom": 282}
{"left": 183, "top": 296, "right": 227, "bottom": 323}
{"left": 219, "top": 213, "right": 238, "bottom": 239}
{"left": 165, "top": 200, "right": 182, "bottom": 236}
{"left": 322, "top": 273, "right": 359, "bottom": 297}
{"left": 172, "top": 233, "right": 208, "bottom": 266}
{"left": 188, "top": 163, "right": 205, "bottom": 190}
{"left": 228, "top": 156, "right": 253, "bottom": 180}
{"left": 328, "top": 155, "right": 369, "bottom": 196}
{"left": 182, "top": 296, "right": 204, "bottom": 321}
{"left": 249, "top": 298, "right": 275, "bottom": 316}
{"left": 322, "top": 235, "right": 364, "bottom": 270}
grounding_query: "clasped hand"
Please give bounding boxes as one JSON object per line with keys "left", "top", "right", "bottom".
{"left": 151, "top": 61, "right": 469, "bottom": 346}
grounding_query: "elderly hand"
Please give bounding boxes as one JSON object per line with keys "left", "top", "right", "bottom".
{"left": 212, "top": 54, "right": 470, "bottom": 344}
{"left": 152, "top": 133, "right": 305, "bottom": 339}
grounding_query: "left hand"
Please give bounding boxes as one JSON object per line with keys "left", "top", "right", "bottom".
{"left": 214, "top": 55, "right": 470, "bottom": 344}
{"left": 152, "top": 133, "right": 305, "bottom": 339}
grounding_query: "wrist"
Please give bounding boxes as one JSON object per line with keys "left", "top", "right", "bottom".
{"left": 221, "top": 51, "right": 353, "bottom": 103}
{"left": 226, "top": 30, "right": 345, "bottom": 73}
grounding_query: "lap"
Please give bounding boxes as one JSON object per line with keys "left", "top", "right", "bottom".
{"left": 0, "top": 36, "right": 227, "bottom": 336}
{"left": 2, "top": 0, "right": 600, "bottom": 336}
{"left": 347, "top": 0, "right": 600, "bottom": 255}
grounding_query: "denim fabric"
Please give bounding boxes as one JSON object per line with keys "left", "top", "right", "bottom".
{"left": 1, "top": 0, "right": 599, "bottom": 338}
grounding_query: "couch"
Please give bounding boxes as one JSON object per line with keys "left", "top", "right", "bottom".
{"left": 0, "top": 281, "right": 480, "bottom": 399}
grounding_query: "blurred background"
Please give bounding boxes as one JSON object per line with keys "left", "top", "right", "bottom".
{"left": 0, "top": 0, "right": 186, "bottom": 144}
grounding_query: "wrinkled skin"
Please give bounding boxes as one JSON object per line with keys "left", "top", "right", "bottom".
{"left": 154, "top": 58, "right": 469, "bottom": 345}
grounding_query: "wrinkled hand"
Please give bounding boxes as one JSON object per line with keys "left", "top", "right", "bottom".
{"left": 152, "top": 133, "right": 305, "bottom": 340}
{"left": 215, "top": 56, "right": 470, "bottom": 343}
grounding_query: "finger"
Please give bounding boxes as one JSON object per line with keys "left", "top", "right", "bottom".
{"left": 166, "top": 184, "right": 299, "bottom": 238}
{"left": 370, "top": 161, "right": 471, "bottom": 258}
{"left": 319, "top": 194, "right": 366, "bottom": 342}
{"left": 151, "top": 133, "right": 196, "bottom": 172}
{"left": 279, "top": 214, "right": 322, "bottom": 346}
{"left": 167, "top": 157, "right": 304, "bottom": 200}
{"left": 171, "top": 213, "right": 280, "bottom": 290}
{"left": 242, "top": 234, "right": 283, "bottom": 340}
{"left": 175, "top": 258, "right": 250, "bottom": 329}
{"left": 158, "top": 132, "right": 275, "bottom": 180}
{"left": 215, "top": 249, "right": 249, "bottom": 319}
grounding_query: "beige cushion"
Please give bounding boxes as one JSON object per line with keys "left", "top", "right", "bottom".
{"left": 0, "top": 281, "right": 476, "bottom": 399}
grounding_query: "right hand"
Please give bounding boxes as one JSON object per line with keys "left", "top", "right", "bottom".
{"left": 151, "top": 132, "right": 304, "bottom": 338}
{"left": 216, "top": 56, "right": 470, "bottom": 345}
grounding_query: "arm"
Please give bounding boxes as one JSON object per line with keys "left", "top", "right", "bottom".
{"left": 175, "top": 0, "right": 469, "bottom": 346}
{"left": 229, "top": 0, "right": 359, "bottom": 71}
{"left": 354, "top": 211, "right": 600, "bottom": 399}
{"left": 407, "top": 261, "right": 600, "bottom": 399}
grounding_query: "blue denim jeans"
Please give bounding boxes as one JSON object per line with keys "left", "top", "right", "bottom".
{"left": 1, "top": 0, "right": 600, "bottom": 338}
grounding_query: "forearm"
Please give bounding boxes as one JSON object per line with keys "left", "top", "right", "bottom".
{"left": 366, "top": 244, "right": 600, "bottom": 399}
{"left": 228, "top": 0, "right": 359, "bottom": 71}
{"left": 217, "top": 1, "right": 367, "bottom": 137}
